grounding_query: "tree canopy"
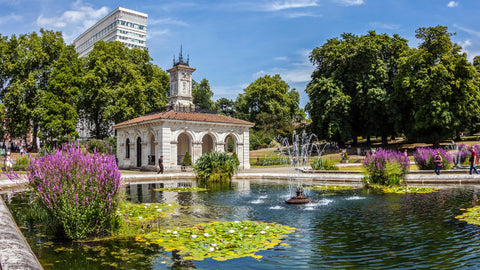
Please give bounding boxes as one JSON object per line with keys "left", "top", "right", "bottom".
{"left": 307, "top": 31, "right": 408, "bottom": 144}
{"left": 236, "top": 74, "right": 305, "bottom": 138}
{"left": 0, "top": 31, "right": 170, "bottom": 146}
{"left": 394, "top": 26, "right": 480, "bottom": 145}
{"left": 307, "top": 26, "right": 480, "bottom": 146}
{"left": 192, "top": 78, "right": 215, "bottom": 111}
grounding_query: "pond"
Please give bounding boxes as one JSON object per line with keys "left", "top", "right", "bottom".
{"left": 4, "top": 180, "right": 480, "bottom": 269}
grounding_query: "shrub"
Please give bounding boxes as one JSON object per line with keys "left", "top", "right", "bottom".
{"left": 311, "top": 158, "right": 339, "bottom": 170}
{"left": 181, "top": 151, "right": 193, "bottom": 167}
{"left": 413, "top": 147, "right": 453, "bottom": 170}
{"left": 12, "top": 155, "right": 31, "bottom": 171}
{"left": 82, "top": 139, "right": 113, "bottom": 154}
{"left": 363, "top": 149, "right": 410, "bottom": 186}
{"left": 194, "top": 151, "right": 239, "bottom": 183}
{"left": 15, "top": 142, "right": 121, "bottom": 240}
{"left": 231, "top": 151, "right": 240, "bottom": 167}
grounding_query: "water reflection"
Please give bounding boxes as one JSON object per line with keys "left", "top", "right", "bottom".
{"left": 4, "top": 182, "right": 480, "bottom": 269}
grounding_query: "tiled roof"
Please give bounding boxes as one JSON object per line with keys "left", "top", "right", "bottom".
{"left": 113, "top": 110, "right": 255, "bottom": 128}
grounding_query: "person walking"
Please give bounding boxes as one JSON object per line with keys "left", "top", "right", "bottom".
{"left": 157, "top": 155, "right": 164, "bottom": 174}
{"left": 434, "top": 152, "right": 443, "bottom": 175}
{"left": 470, "top": 148, "right": 479, "bottom": 175}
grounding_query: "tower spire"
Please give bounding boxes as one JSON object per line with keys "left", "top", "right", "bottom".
{"left": 173, "top": 45, "right": 189, "bottom": 66}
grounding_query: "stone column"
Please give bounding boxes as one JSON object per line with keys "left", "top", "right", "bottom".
{"left": 192, "top": 141, "right": 203, "bottom": 163}
{"left": 242, "top": 129, "right": 251, "bottom": 169}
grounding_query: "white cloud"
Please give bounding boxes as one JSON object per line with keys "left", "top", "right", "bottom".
{"left": 333, "top": 0, "right": 364, "bottom": 6}
{"left": 285, "top": 11, "right": 322, "bottom": 18}
{"left": 454, "top": 24, "right": 480, "bottom": 38}
{"left": 447, "top": 1, "right": 459, "bottom": 8}
{"left": 263, "top": 0, "right": 319, "bottom": 11}
{"left": 211, "top": 83, "right": 249, "bottom": 100}
{"left": 0, "top": 13, "right": 22, "bottom": 25}
{"left": 147, "top": 29, "right": 171, "bottom": 40}
{"left": 35, "top": 0, "right": 109, "bottom": 42}
{"left": 368, "top": 22, "right": 400, "bottom": 30}
{"left": 148, "top": 18, "right": 188, "bottom": 26}
{"left": 253, "top": 70, "right": 266, "bottom": 77}
{"left": 254, "top": 49, "right": 314, "bottom": 83}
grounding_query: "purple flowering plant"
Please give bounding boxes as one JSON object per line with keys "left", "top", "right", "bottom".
{"left": 8, "top": 142, "right": 121, "bottom": 240}
{"left": 363, "top": 149, "right": 410, "bottom": 186}
{"left": 413, "top": 147, "right": 453, "bottom": 170}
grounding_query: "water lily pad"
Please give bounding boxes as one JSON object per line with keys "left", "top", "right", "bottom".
{"left": 456, "top": 206, "right": 480, "bottom": 225}
{"left": 140, "top": 220, "right": 296, "bottom": 261}
{"left": 371, "top": 185, "right": 439, "bottom": 194}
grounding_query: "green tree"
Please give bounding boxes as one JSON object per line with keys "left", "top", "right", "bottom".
{"left": 2, "top": 29, "right": 65, "bottom": 151}
{"left": 307, "top": 31, "right": 408, "bottom": 144}
{"left": 236, "top": 74, "right": 304, "bottom": 137}
{"left": 80, "top": 41, "right": 169, "bottom": 138}
{"left": 394, "top": 25, "right": 480, "bottom": 146}
{"left": 473, "top": 56, "right": 480, "bottom": 74}
{"left": 40, "top": 45, "right": 82, "bottom": 146}
{"left": 192, "top": 78, "right": 215, "bottom": 110}
{"left": 216, "top": 97, "right": 236, "bottom": 117}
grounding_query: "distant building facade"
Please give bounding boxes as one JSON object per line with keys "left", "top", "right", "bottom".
{"left": 113, "top": 51, "right": 254, "bottom": 171}
{"left": 72, "top": 7, "right": 147, "bottom": 58}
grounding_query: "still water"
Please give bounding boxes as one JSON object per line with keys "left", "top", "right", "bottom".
{"left": 5, "top": 181, "right": 480, "bottom": 269}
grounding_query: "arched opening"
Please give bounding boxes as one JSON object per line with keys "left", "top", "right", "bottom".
{"left": 148, "top": 132, "right": 155, "bottom": 165}
{"left": 177, "top": 133, "right": 191, "bottom": 165}
{"left": 125, "top": 138, "right": 130, "bottom": 158}
{"left": 136, "top": 137, "right": 142, "bottom": 167}
{"left": 224, "top": 134, "right": 237, "bottom": 153}
{"left": 202, "top": 134, "right": 214, "bottom": 154}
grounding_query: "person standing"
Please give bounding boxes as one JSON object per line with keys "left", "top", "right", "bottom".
{"left": 470, "top": 148, "right": 479, "bottom": 175}
{"left": 434, "top": 152, "right": 443, "bottom": 175}
{"left": 5, "top": 151, "right": 13, "bottom": 173}
{"left": 157, "top": 155, "right": 164, "bottom": 174}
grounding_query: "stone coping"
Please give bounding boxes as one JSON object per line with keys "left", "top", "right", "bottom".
{"left": 0, "top": 196, "right": 43, "bottom": 270}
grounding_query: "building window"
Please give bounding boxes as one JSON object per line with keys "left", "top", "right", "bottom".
{"left": 126, "top": 138, "right": 130, "bottom": 158}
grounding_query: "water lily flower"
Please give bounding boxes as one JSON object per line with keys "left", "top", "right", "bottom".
{"left": 191, "top": 235, "right": 197, "bottom": 238}
{"left": 166, "top": 230, "right": 171, "bottom": 233}
{"left": 209, "top": 247, "right": 215, "bottom": 252}
{"left": 211, "top": 243, "right": 217, "bottom": 247}
{"left": 173, "top": 231, "right": 178, "bottom": 235}
{"left": 228, "top": 229, "right": 235, "bottom": 233}
{"left": 204, "top": 233, "right": 210, "bottom": 237}
{"left": 234, "top": 220, "right": 240, "bottom": 223}
{"left": 138, "top": 216, "right": 143, "bottom": 219}
{"left": 157, "top": 209, "right": 162, "bottom": 212}
{"left": 260, "top": 230, "right": 266, "bottom": 234}
{"left": 168, "top": 204, "right": 172, "bottom": 207}
{"left": 265, "top": 226, "right": 270, "bottom": 229}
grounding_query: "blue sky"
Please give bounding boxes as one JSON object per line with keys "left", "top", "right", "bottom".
{"left": 1, "top": 0, "right": 479, "bottom": 108}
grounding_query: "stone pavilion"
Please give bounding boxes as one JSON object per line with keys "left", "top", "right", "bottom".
{"left": 113, "top": 51, "right": 254, "bottom": 171}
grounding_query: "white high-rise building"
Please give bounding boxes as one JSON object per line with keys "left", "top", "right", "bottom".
{"left": 73, "top": 7, "right": 147, "bottom": 57}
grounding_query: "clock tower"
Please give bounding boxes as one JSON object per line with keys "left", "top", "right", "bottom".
{"left": 167, "top": 47, "right": 196, "bottom": 112}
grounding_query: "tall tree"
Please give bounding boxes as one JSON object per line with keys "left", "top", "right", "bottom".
{"left": 236, "top": 74, "right": 304, "bottom": 136}
{"left": 192, "top": 78, "right": 215, "bottom": 110}
{"left": 2, "top": 29, "right": 65, "bottom": 151}
{"left": 80, "top": 41, "right": 168, "bottom": 138}
{"left": 307, "top": 31, "right": 408, "bottom": 144}
{"left": 473, "top": 56, "right": 480, "bottom": 74}
{"left": 394, "top": 25, "right": 480, "bottom": 146}
{"left": 40, "top": 45, "right": 82, "bottom": 146}
{"left": 216, "top": 97, "right": 236, "bottom": 117}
